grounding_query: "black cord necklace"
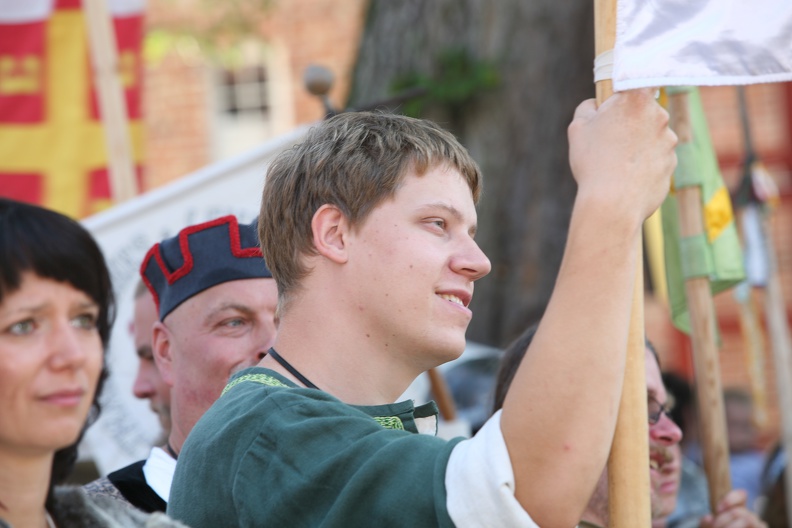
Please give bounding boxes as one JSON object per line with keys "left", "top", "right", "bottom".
{"left": 165, "top": 443, "right": 178, "bottom": 460}
{"left": 267, "top": 348, "right": 320, "bottom": 390}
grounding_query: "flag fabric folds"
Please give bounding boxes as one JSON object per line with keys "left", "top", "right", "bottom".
{"left": 613, "top": 0, "right": 792, "bottom": 91}
{"left": 661, "top": 86, "right": 746, "bottom": 334}
{"left": 0, "top": 0, "right": 144, "bottom": 218}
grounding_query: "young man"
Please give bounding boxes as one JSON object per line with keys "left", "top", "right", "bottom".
{"left": 86, "top": 215, "right": 278, "bottom": 512}
{"left": 169, "top": 91, "right": 676, "bottom": 526}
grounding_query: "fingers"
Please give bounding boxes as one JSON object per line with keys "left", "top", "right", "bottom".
{"left": 708, "top": 509, "right": 766, "bottom": 528}
{"left": 570, "top": 98, "right": 597, "bottom": 124}
{"left": 706, "top": 490, "right": 767, "bottom": 528}
{"left": 716, "top": 490, "right": 748, "bottom": 512}
{"left": 566, "top": 88, "right": 678, "bottom": 223}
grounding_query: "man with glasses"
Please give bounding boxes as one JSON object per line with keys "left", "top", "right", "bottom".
{"left": 492, "top": 333, "right": 763, "bottom": 527}
{"left": 577, "top": 344, "right": 764, "bottom": 528}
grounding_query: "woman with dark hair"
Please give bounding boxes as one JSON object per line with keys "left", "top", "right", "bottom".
{"left": 0, "top": 199, "right": 184, "bottom": 527}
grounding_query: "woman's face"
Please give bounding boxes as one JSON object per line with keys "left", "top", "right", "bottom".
{"left": 0, "top": 272, "right": 103, "bottom": 456}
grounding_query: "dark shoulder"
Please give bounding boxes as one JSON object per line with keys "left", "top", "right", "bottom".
{"left": 82, "top": 476, "right": 128, "bottom": 504}
{"left": 52, "top": 486, "right": 185, "bottom": 528}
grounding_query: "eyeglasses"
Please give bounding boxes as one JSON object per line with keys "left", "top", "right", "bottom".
{"left": 648, "top": 395, "right": 675, "bottom": 425}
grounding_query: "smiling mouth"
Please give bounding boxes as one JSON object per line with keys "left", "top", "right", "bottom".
{"left": 649, "top": 448, "right": 673, "bottom": 472}
{"left": 438, "top": 294, "right": 464, "bottom": 307}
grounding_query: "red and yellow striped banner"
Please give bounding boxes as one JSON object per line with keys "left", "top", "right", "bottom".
{"left": 0, "top": 0, "right": 144, "bottom": 218}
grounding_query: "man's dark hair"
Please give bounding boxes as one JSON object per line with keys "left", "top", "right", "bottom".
{"left": 494, "top": 332, "right": 662, "bottom": 415}
{"left": 661, "top": 371, "right": 694, "bottom": 435}
{"left": 492, "top": 324, "right": 539, "bottom": 413}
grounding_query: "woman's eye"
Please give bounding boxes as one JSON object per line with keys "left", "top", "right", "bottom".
{"left": 72, "top": 313, "right": 98, "bottom": 330}
{"left": 430, "top": 219, "right": 446, "bottom": 229}
{"left": 8, "top": 319, "right": 35, "bottom": 336}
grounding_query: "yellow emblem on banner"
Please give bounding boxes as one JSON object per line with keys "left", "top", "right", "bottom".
{"left": 0, "top": 55, "right": 41, "bottom": 94}
{"left": 704, "top": 186, "right": 733, "bottom": 243}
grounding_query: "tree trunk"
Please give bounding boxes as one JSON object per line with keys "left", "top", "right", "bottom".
{"left": 347, "top": 0, "right": 595, "bottom": 347}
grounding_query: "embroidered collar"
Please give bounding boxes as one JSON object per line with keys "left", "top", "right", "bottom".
{"left": 223, "top": 367, "right": 439, "bottom": 435}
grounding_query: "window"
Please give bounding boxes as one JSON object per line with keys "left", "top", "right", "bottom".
{"left": 220, "top": 65, "right": 269, "bottom": 118}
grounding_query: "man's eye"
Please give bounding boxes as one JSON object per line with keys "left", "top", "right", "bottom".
{"left": 8, "top": 319, "right": 35, "bottom": 336}
{"left": 223, "top": 318, "right": 246, "bottom": 328}
{"left": 72, "top": 313, "right": 98, "bottom": 330}
{"left": 429, "top": 219, "right": 446, "bottom": 229}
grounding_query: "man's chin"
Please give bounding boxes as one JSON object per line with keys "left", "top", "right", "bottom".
{"left": 424, "top": 334, "right": 466, "bottom": 362}
{"left": 650, "top": 496, "right": 677, "bottom": 520}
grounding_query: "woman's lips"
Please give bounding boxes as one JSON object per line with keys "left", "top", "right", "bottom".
{"left": 40, "top": 388, "right": 85, "bottom": 407}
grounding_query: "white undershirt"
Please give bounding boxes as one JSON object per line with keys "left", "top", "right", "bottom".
{"left": 141, "top": 446, "right": 177, "bottom": 502}
{"left": 445, "top": 410, "right": 539, "bottom": 527}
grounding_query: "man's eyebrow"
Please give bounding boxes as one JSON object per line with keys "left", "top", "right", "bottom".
{"left": 418, "top": 202, "right": 478, "bottom": 236}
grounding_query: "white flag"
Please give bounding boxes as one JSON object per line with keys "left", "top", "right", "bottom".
{"left": 612, "top": 0, "right": 792, "bottom": 90}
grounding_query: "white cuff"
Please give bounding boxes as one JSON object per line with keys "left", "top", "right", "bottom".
{"left": 445, "top": 410, "right": 538, "bottom": 527}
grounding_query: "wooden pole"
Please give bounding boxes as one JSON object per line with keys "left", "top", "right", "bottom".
{"left": 761, "top": 215, "right": 792, "bottom": 528}
{"left": 427, "top": 368, "right": 457, "bottom": 422}
{"left": 82, "top": 0, "right": 137, "bottom": 203}
{"left": 668, "top": 91, "right": 732, "bottom": 511}
{"left": 735, "top": 284, "right": 769, "bottom": 430}
{"left": 594, "top": 1, "right": 652, "bottom": 526}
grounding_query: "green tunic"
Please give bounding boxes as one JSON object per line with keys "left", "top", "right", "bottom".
{"left": 168, "top": 368, "right": 463, "bottom": 527}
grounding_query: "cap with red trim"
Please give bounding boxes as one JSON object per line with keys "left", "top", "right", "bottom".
{"left": 140, "top": 215, "right": 271, "bottom": 320}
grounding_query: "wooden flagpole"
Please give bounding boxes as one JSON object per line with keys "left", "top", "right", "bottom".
{"left": 668, "top": 91, "right": 732, "bottom": 510}
{"left": 427, "top": 368, "right": 457, "bottom": 422}
{"left": 82, "top": 0, "right": 137, "bottom": 203}
{"left": 735, "top": 288, "right": 769, "bottom": 430}
{"left": 762, "top": 216, "right": 792, "bottom": 528}
{"left": 764, "top": 217, "right": 792, "bottom": 526}
{"left": 737, "top": 86, "right": 792, "bottom": 525}
{"left": 594, "top": 1, "right": 652, "bottom": 526}
{"left": 734, "top": 88, "right": 770, "bottom": 433}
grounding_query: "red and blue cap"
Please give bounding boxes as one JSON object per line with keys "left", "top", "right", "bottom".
{"left": 140, "top": 215, "right": 272, "bottom": 320}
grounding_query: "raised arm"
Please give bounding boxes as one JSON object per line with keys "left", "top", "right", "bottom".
{"left": 501, "top": 88, "right": 677, "bottom": 527}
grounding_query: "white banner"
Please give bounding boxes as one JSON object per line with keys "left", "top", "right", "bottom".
{"left": 613, "top": 0, "right": 792, "bottom": 90}
{"left": 80, "top": 126, "right": 308, "bottom": 475}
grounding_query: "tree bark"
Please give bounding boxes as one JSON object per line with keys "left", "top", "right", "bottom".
{"left": 347, "top": 0, "right": 595, "bottom": 346}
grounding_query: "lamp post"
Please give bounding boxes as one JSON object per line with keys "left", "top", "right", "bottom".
{"left": 303, "top": 64, "right": 427, "bottom": 119}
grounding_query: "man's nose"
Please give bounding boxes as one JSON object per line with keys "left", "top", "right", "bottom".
{"left": 255, "top": 320, "right": 278, "bottom": 361}
{"left": 650, "top": 412, "right": 683, "bottom": 446}
{"left": 133, "top": 365, "right": 155, "bottom": 399}
{"left": 452, "top": 238, "right": 492, "bottom": 281}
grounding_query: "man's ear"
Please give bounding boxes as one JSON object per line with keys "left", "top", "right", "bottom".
{"left": 311, "top": 204, "right": 349, "bottom": 264}
{"left": 152, "top": 321, "right": 175, "bottom": 387}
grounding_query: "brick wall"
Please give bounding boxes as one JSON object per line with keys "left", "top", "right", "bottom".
{"left": 648, "top": 83, "right": 792, "bottom": 444}
{"left": 257, "top": 1, "right": 368, "bottom": 124}
{"left": 143, "top": 52, "right": 211, "bottom": 189}
{"left": 141, "top": 0, "right": 368, "bottom": 189}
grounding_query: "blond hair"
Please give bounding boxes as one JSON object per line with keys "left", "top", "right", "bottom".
{"left": 259, "top": 111, "right": 481, "bottom": 306}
